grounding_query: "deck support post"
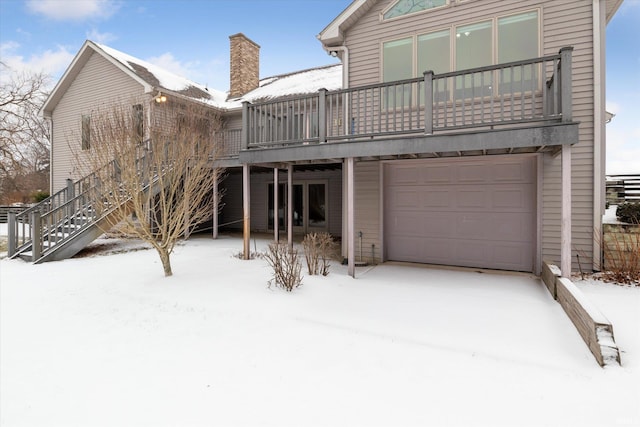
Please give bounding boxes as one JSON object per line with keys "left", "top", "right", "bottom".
{"left": 561, "top": 144, "right": 572, "bottom": 277}
{"left": 423, "top": 70, "right": 434, "bottom": 135}
{"left": 347, "top": 157, "right": 355, "bottom": 278}
{"left": 7, "top": 212, "right": 16, "bottom": 257}
{"left": 287, "top": 164, "right": 293, "bottom": 251}
{"left": 31, "top": 211, "right": 41, "bottom": 262}
{"left": 274, "top": 167, "right": 279, "bottom": 242}
{"left": 242, "top": 164, "right": 250, "bottom": 260}
{"left": 241, "top": 102, "right": 250, "bottom": 150}
{"left": 318, "top": 89, "right": 327, "bottom": 143}
{"left": 559, "top": 47, "right": 573, "bottom": 123}
{"left": 212, "top": 168, "right": 218, "bottom": 239}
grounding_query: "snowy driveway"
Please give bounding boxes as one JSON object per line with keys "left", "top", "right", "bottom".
{"left": 1, "top": 235, "right": 638, "bottom": 427}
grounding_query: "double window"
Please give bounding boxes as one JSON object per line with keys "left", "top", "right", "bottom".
{"left": 382, "top": 10, "right": 539, "bottom": 100}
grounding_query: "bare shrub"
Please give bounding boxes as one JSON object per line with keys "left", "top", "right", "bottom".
{"left": 302, "top": 232, "right": 337, "bottom": 276}
{"left": 264, "top": 242, "right": 302, "bottom": 291}
{"left": 601, "top": 225, "right": 640, "bottom": 285}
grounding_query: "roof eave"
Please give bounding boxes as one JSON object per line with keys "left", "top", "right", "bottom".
{"left": 317, "top": 0, "right": 370, "bottom": 47}
{"left": 606, "top": 0, "right": 624, "bottom": 24}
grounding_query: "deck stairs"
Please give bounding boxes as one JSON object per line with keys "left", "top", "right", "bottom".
{"left": 7, "top": 145, "right": 161, "bottom": 264}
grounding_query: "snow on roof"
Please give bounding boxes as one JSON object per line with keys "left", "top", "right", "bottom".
{"left": 96, "top": 43, "right": 229, "bottom": 108}
{"left": 235, "top": 64, "right": 343, "bottom": 105}
{"left": 95, "top": 42, "right": 343, "bottom": 111}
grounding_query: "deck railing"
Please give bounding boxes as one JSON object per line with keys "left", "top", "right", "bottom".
{"left": 243, "top": 47, "right": 573, "bottom": 149}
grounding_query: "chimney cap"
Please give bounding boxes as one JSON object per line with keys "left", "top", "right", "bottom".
{"left": 229, "top": 33, "right": 261, "bottom": 49}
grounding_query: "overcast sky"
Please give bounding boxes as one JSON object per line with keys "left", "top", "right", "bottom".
{"left": 0, "top": 0, "right": 638, "bottom": 174}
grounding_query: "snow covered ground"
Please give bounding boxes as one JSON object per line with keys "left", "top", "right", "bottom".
{"left": 1, "top": 234, "right": 638, "bottom": 427}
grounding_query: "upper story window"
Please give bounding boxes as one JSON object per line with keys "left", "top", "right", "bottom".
{"left": 132, "top": 104, "right": 144, "bottom": 144}
{"left": 81, "top": 114, "right": 90, "bottom": 150}
{"left": 382, "top": 10, "right": 539, "bottom": 79}
{"left": 383, "top": 0, "right": 447, "bottom": 20}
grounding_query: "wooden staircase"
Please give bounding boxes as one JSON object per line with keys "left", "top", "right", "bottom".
{"left": 7, "top": 144, "right": 158, "bottom": 264}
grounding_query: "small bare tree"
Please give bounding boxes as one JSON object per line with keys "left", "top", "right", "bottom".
{"left": 74, "top": 98, "right": 223, "bottom": 276}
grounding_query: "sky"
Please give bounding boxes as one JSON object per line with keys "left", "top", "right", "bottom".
{"left": 0, "top": 0, "right": 638, "bottom": 174}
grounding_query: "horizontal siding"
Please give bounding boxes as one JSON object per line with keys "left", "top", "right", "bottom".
{"left": 344, "top": 0, "right": 597, "bottom": 272}
{"left": 51, "top": 52, "right": 146, "bottom": 192}
{"left": 354, "top": 161, "right": 381, "bottom": 263}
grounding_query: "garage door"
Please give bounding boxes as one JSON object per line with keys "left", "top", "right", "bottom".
{"left": 384, "top": 156, "right": 536, "bottom": 272}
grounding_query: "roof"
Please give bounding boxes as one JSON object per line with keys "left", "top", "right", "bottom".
{"left": 42, "top": 40, "right": 343, "bottom": 116}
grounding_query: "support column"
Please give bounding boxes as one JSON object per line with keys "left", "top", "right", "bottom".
{"left": 31, "top": 211, "right": 42, "bottom": 261}
{"left": 274, "top": 167, "right": 279, "bottom": 242}
{"left": 212, "top": 169, "right": 218, "bottom": 239}
{"left": 561, "top": 144, "right": 572, "bottom": 277}
{"left": 7, "top": 212, "right": 16, "bottom": 257}
{"left": 287, "top": 164, "right": 293, "bottom": 250}
{"left": 347, "top": 157, "right": 355, "bottom": 278}
{"left": 243, "top": 164, "right": 251, "bottom": 260}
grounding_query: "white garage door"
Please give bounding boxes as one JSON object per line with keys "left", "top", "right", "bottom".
{"left": 384, "top": 156, "right": 536, "bottom": 272}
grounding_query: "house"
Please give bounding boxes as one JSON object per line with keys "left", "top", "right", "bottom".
{"left": 10, "top": 0, "right": 622, "bottom": 279}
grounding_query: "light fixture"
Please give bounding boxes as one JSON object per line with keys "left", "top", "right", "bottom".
{"left": 329, "top": 50, "right": 338, "bottom": 57}
{"left": 154, "top": 91, "right": 167, "bottom": 103}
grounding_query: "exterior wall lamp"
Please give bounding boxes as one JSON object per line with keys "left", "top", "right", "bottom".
{"left": 154, "top": 91, "right": 167, "bottom": 103}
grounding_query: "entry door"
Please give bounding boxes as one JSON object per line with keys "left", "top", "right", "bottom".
{"left": 269, "top": 181, "right": 327, "bottom": 233}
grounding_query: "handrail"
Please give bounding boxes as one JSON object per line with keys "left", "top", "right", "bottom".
{"left": 243, "top": 48, "right": 571, "bottom": 148}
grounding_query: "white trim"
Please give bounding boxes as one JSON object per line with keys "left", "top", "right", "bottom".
{"left": 347, "top": 157, "right": 355, "bottom": 278}
{"left": 379, "top": 161, "right": 385, "bottom": 263}
{"left": 536, "top": 153, "right": 543, "bottom": 276}
{"left": 593, "top": 0, "right": 606, "bottom": 271}
{"left": 561, "top": 144, "right": 572, "bottom": 277}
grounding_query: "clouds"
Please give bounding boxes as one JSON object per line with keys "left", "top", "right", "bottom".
{"left": 26, "top": 0, "right": 120, "bottom": 21}
{"left": 0, "top": 42, "right": 74, "bottom": 85}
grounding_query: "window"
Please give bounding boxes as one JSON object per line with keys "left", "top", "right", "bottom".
{"left": 384, "top": 0, "right": 447, "bottom": 20}
{"left": 383, "top": 38, "right": 413, "bottom": 108}
{"left": 417, "top": 30, "right": 450, "bottom": 75}
{"left": 132, "top": 104, "right": 144, "bottom": 144}
{"left": 81, "top": 114, "right": 90, "bottom": 150}
{"left": 498, "top": 11, "right": 539, "bottom": 92}
{"left": 455, "top": 21, "right": 492, "bottom": 97}
{"left": 381, "top": 10, "right": 540, "bottom": 100}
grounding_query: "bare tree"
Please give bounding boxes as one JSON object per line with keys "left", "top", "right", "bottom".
{"left": 74, "top": 99, "right": 224, "bottom": 276}
{"left": 0, "top": 62, "right": 50, "bottom": 203}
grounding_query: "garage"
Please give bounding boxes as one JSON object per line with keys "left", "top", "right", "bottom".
{"left": 384, "top": 156, "right": 536, "bottom": 272}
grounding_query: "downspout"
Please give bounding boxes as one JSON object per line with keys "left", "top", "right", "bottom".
{"left": 593, "top": 0, "right": 606, "bottom": 271}
{"left": 325, "top": 44, "right": 351, "bottom": 260}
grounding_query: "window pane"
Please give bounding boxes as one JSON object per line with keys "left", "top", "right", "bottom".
{"left": 498, "top": 12, "right": 539, "bottom": 93}
{"left": 455, "top": 21, "right": 492, "bottom": 70}
{"left": 81, "top": 114, "right": 90, "bottom": 150}
{"left": 455, "top": 21, "right": 492, "bottom": 98}
{"left": 383, "top": 38, "right": 413, "bottom": 82}
{"left": 418, "top": 30, "right": 450, "bottom": 75}
{"left": 498, "top": 11, "right": 538, "bottom": 63}
{"left": 383, "top": 38, "right": 413, "bottom": 108}
{"left": 308, "top": 184, "right": 326, "bottom": 228}
{"left": 384, "top": 0, "right": 447, "bottom": 20}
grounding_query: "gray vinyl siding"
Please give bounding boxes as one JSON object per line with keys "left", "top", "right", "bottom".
{"left": 50, "top": 52, "right": 146, "bottom": 193}
{"left": 344, "top": 0, "right": 597, "bottom": 271}
{"left": 354, "top": 161, "right": 381, "bottom": 264}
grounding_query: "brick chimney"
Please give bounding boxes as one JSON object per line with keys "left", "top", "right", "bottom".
{"left": 229, "top": 33, "right": 260, "bottom": 99}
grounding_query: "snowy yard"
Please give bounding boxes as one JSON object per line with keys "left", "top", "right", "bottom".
{"left": 1, "top": 233, "right": 639, "bottom": 427}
